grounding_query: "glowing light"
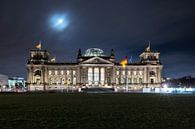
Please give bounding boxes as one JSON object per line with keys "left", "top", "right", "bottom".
{"left": 120, "top": 57, "right": 128, "bottom": 68}
{"left": 57, "top": 19, "right": 64, "bottom": 24}
{"left": 49, "top": 14, "right": 69, "bottom": 31}
{"left": 163, "top": 84, "right": 168, "bottom": 89}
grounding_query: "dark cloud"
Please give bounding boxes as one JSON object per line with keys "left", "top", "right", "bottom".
{"left": 0, "top": 0, "right": 195, "bottom": 78}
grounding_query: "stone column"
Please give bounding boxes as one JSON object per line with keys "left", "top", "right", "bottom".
{"left": 44, "top": 67, "right": 48, "bottom": 90}
{"left": 92, "top": 67, "right": 94, "bottom": 85}
{"left": 112, "top": 67, "right": 116, "bottom": 85}
{"left": 143, "top": 67, "right": 147, "bottom": 84}
{"left": 27, "top": 67, "right": 31, "bottom": 83}
{"left": 105, "top": 67, "right": 107, "bottom": 84}
{"left": 85, "top": 67, "right": 87, "bottom": 85}
{"left": 76, "top": 67, "right": 80, "bottom": 86}
{"left": 40, "top": 67, "right": 43, "bottom": 84}
{"left": 99, "top": 67, "right": 101, "bottom": 85}
{"left": 31, "top": 67, "right": 34, "bottom": 83}
{"left": 71, "top": 70, "right": 73, "bottom": 85}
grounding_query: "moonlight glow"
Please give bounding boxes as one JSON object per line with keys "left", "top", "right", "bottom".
{"left": 49, "top": 14, "right": 69, "bottom": 31}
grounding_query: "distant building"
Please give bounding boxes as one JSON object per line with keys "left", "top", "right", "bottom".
{"left": 8, "top": 77, "right": 26, "bottom": 89}
{"left": 0, "top": 74, "right": 8, "bottom": 87}
{"left": 26, "top": 44, "right": 163, "bottom": 91}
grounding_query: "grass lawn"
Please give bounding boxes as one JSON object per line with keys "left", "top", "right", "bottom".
{"left": 0, "top": 93, "right": 195, "bottom": 129}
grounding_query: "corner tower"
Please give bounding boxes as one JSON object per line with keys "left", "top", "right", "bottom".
{"left": 139, "top": 43, "right": 163, "bottom": 87}
{"left": 26, "top": 44, "right": 51, "bottom": 91}
{"left": 139, "top": 44, "right": 161, "bottom": 65}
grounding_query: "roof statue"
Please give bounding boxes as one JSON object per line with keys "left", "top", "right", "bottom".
{"left": 145, "top": 41, "right": 151, "bottom": 52}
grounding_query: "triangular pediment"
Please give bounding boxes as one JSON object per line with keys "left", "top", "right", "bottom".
{"left": 80, "top": 56, "right": 113, "bottom": 64}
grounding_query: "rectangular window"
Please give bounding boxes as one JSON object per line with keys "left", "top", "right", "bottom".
{"left": 55, "top": 71, "right": 58, "bottom": 75}
{"left": 67, "top": 70, "right": 70, "bottom": 75}
{"left": 49, "top": 70, "right": 52, "bottom": 75}
{"left": 73, "top": 70, "right": 76, "bottom": 75}
{"left": 116, "top": 78, "right": 119, "bottom": 85}
{"left": 122, "top": 71, "right": 125, "bottom": 75}
{"left": 116, "top": 71, "right": 119, "bottom": 75}
{"left": 61, "top": 71, "right": 64, "bottom": 75}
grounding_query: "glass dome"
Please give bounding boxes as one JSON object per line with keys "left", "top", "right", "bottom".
{"left": 84, "top": 48, "right": 105, "bottom": 57}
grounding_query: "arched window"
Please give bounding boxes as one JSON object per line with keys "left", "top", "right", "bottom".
{"left": 149, "top": 71, "right": 155, "bottom": 76}
{"left": 34, "top": 70, "right": 41, "bottom": 84}
{"left": 34, "top": 70, "right": 41, "bottom": 76}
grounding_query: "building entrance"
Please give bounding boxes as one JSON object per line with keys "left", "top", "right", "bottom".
{"left": 87, "top": 67, "right": 105, "bottom": 86}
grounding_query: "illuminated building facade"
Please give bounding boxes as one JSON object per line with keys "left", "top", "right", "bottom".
{"left": 0, "top": 74, "right": 8, "bottom": 87}
{"left": 26, "top": 45, "right": 163, "bottom": 91}
{"left": 8, "top": 77, "right": 26, "bottom": 88}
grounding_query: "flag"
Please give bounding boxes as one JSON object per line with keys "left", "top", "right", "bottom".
{"left": 35, "top": 42, "right": 41, "bottom": 49}
{"left": 129, "top": 56, "right": 133, "bottom": 63}
{"left": 120, "top": 56, "right": 128, "bottom": 68}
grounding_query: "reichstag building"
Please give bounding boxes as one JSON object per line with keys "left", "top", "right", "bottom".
{"left": 26, "top": 45, "right": 163, "bottom": 91}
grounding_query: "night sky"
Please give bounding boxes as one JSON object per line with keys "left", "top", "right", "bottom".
{"left": 0, "top": 0, "right": 195, "bottom": 78}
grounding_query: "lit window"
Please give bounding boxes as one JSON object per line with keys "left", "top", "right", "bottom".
{"left": 139, "top": 71, "right": 142, "bottom": 75}
{"left": 61, "top": 71, "right": 64, "bottom": 75}
{"left": 133, "top": 71, "right": 136, "bottom": 75}
{"left": 116, "top": 78, "right": 119, "bottom": 84}
{"left": 121, "top": 77, "right": 125, "bottom": 84}
{"left": 128, "top": 71, "right": 131, "bottom": 75}
{"left": 116, "top": 71, "right": 119, "bottom": 75}
{"left": 55, "top": 71, "right": 58, "bottom": 75}
{"left": 122, "top": 71, "right": 125, "bottom": 75}
{"left": 49, "top": 71, "right": 52, "bottom": 75}
{"left": 73, "top": 70, "right": 76, "bottom": 75}
{"left": 67, "top": 70, "right": 70, "bottom": 75}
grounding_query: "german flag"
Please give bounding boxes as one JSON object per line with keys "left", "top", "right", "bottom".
{"left": 120, "top": 56, "right": 128, "bottom": 68}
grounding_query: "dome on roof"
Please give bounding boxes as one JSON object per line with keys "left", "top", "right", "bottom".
{"left": 84, "top": 48, "right": 105, "bottom": 57}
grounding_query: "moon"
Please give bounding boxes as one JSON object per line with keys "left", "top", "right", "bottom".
{"left": 49, "top": 14, "right": 69, "bottom": 31}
